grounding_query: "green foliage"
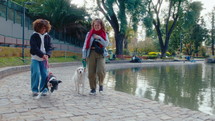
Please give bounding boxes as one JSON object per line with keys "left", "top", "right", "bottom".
{"left": 183, "top": 2, "right": 203, "bottom": 29}
{"left": 169, "top": 1, "right": 207, "bottom": 56}
{"left": 0, "top": 47, "right": 81, "bottom": 68}
{"left": 147, "top": 55, "right": 158, "bottom": 59}
{"left": 118, "top": 1, "right": 127, "bottom": 34}
{"left": 96, "top": 0, "right": 146, "bottom": 55}
{"left": 129, "top": 38, "right": 159, "bottom": 56}
{"left": 11, "top": 0, "right": 89, "bottom": 45}
{"left": 143, "top": 16, "right": 153, "bottom": 37}
{"left": 0, "top": 56, "right": 81, "bottom": 68}
{"left": 192, "top": 22, "right": 208, "bottom": 53}
{"left": 205, "top": 8, "right": 215, "bottom": 55}
{"left": 143, "top": 0, "right": 186, "bottom": 57}
{"left": 126, "top": 0, "right": 146, "bottom": 32}
{"left": 198, "top": 46, "right": 207, "bottom": 57}
{"left": 28, "top": 0, "right": 88, "bottom": 30}
{"left": 123, "top": 49, "right": 130, "bottom": 55}
{"left": 11, "top": 0, "right": 25, "bottom": 5}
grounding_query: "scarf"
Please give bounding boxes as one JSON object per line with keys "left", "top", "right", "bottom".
{"left": 85, "top": 29, "right": 106, "bottom": 49}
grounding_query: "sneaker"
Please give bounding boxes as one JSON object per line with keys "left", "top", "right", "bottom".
{"left": 41, "top": 92, "right": 48, "bottom": 96}
{"left": 32, "top": 92, "right": 38, "bottom": 97}
{"left": 41, "top": 88, "right": 48, "bottom": 96}
{"left": 89, "top": 89, "right": 96, "bottom": 95}
{"left": 99, "top": 86, "right": 103, "bottom": 92}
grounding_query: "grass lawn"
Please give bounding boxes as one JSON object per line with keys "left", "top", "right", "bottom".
{"left": 0, "top": 56, "right": 81, "bottom": 68}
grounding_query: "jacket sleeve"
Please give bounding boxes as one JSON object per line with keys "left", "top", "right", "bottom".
{"left": 82, "top": 32, "right": 89, "bottom": 59}
{"left": 45, "top": 35, "right": 53, "bottom": 58}
{"left": 94, "top": 33, "right": 109, "bottom": 47}
{"left": 30, "top": 34, "right": 44, "bottom": 58}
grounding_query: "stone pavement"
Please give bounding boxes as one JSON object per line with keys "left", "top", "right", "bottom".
{"left": 0, "top": 61, "right": 215, "bottom": 121}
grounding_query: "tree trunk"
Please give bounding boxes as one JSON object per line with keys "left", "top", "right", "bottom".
{"left": 115, "top": 32, "right": 124, "bottom": 58}
{"left": 160, "top": 46, "right": 167, "bottom": 58}
{"left": 124, "top": 38, "right": 128, "bottom": 49}
{"left": 211, "top": 12, "right": 215, "bottom": 55}
{"left": 161, "top": 34, "right": 171, "bottom": 57}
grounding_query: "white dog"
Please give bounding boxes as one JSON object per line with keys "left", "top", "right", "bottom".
{"left": 73, "top": 67, "right": 87, "bottom": 95}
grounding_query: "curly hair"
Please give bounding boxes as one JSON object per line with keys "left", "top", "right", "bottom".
{"left": 91, "top": 18, "right": 105, "bottom": 31}
{"left": 33, "top": 19, "right": 51, "bottom": 33}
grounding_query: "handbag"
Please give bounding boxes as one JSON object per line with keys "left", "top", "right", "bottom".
{"left": 93, "top": 41, "right": 104, "bottom": 54}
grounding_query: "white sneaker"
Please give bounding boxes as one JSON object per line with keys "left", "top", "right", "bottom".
{"left": 41, "top": 92, "right": 48, "bottom": 96}
{"left": 32, "top": 92, "right": 38, "bottom": 97}
{"left": 99, "top": 91, "right": 104, "bottom": 95}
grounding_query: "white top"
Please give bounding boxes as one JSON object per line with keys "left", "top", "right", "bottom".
{"left": 31, "top": 32, "right": 47, "bottom": 61}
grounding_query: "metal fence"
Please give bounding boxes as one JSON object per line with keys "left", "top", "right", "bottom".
{"left": 0, "top": 0, "right": 31, "bottom": 28}
{"left": 0, "top": 33, "right": 82, "bottom": 53}
{"left": 0, "top": 0, "right": 82, "bottom": 53}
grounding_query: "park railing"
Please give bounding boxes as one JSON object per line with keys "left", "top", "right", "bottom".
{"left": 0, "top": 33, "right": 82, "bottom": 53}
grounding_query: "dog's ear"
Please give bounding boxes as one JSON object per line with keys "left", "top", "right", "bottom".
{"left": 58, "top": 80, "right": 62, "bottom": 83}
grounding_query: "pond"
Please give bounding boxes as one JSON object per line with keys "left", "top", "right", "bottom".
{"left": 105, "top": 62, "right": 215, "bottom": 115}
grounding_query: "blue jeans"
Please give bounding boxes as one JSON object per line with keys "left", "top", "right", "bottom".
{"left": 31, "top": 59, "right": 48, "bottom": 93}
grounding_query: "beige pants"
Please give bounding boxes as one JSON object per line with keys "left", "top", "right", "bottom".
{"left": 87, "top": 50, "right": 106, "bottom": 90}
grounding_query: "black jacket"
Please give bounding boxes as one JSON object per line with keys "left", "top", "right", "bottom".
{"left": 30, "top": 33, "right": 53, "bottom": 58}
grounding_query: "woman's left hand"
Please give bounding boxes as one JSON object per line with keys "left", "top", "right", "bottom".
{"left": 93, "top": 34, "right": 99, "bottom": 39}
{"left": 43, "top": 55, "right": 49, "bottom": 61}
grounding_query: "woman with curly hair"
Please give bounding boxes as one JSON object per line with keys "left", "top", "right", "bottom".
{"left": 30, "top": 19, "right": 53, "bottom": 97}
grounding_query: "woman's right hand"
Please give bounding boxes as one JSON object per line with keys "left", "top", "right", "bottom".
{"left": 82, "top": 58, "right": 87, "bottom": 70}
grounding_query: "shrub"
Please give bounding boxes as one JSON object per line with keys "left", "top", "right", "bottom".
{"left": 0, "top": 47, "right": 81, "bottom": 58}
{"left": 123, "top": 49, "right": 130, "bottom": 55}
{"left": 0, "top": 47, "right": 24, "bottom": 57}
{"left": 148, "top": 55, "right": 158, "bottom": 59}
{"left": 142, "top": 55, "right": 148, "bottom": 59}
{"left": 148, "top": 51, "right": 171, "bottom": 56}
{"left": 166, "top": 52, "right": 171, "bottom": 56}
{"left": 148, "top": 52, "right": 159, "bottom": 55}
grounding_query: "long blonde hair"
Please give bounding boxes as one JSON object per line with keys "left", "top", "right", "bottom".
{"left": 91, "top": 18, "right": 105, "bottom": 31}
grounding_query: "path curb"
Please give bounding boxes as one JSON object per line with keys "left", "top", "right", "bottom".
{"left": 0, "top": 62, "right": 81, "bottom": 79}
{"left": 0, "top": 59, "right": 204, "bottom": 79}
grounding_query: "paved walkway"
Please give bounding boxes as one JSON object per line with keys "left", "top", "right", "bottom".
{"left": 0, "top": 61, "right": 215, "bottom": 121}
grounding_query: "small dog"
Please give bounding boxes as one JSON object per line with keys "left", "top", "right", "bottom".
{"left": 36, "top": 72, "right": 62, "bottom": 99}
{"left": 73, "top": 67, "right": 87, "bottom": 95}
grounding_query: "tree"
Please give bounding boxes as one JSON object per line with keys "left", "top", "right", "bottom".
{"left": 144, "top": 0, "right": 186, "bottom": 58}
{"left": 96, "top": 0, "right": 145, "bottom": 57}
{"left": 181, "top": 2, "right": 207, "bottom": 56}
{"left": 28, "top": 0, "right": 87, "bottom": 31}
{"left": 211, "top": 11, "right": 215, "bottom": 55}
{"left": 124, "top": 27, "right": 135, "bottom": 50}
{"left": 167, "top": 1, "right": 206, "bottom": 56}
{"left": 11, "top": 0, "right": 89, "bottom": 44}
{"left": 191, "top": 18, "right": 208, "bottom": 56}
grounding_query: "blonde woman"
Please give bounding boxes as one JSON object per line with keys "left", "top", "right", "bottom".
{"left": 82, "top": 18, "right": 109, "bottom": 95}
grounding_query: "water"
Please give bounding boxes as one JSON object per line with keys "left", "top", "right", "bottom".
{"left": 105, "top": 63, "right": 215, "bottom": 115}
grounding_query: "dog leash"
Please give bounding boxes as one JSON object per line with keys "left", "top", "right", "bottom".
{"left": 45, "top": 59, "right": 50, "bottom": 72}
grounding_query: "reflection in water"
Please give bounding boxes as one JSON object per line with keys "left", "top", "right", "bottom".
{"left": 105, "top": 63, "right": 215, "bottom": 115}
